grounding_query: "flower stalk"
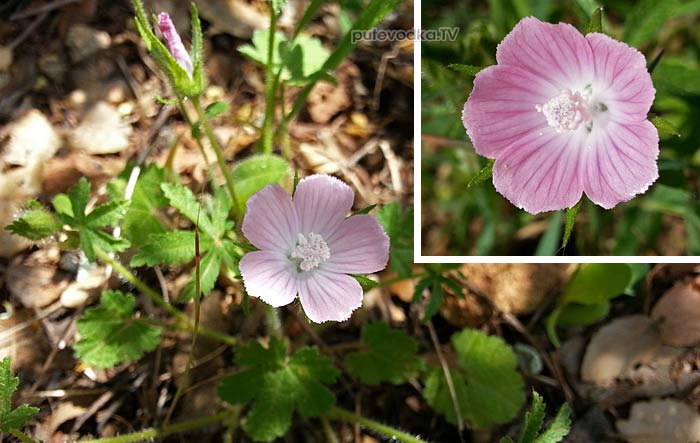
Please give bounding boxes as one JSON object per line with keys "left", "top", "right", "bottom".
{"left": 260, "top": 7, "right": 279, "bottom": 154}
{"left": 329, "top": 406, "right": 429, "bottom": 443}
{"left": 79, "top": 409, "right": 233, "bottom": 443}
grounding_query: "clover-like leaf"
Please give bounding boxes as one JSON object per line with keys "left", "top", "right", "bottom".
{"left": 344, "top": 322, "right": 425, "bottom": 385}
{"left": 423, "top": 329, "right": 525, "bottom": 429}
{"left": 49, "top": 177, "right": 130, "bottom": 262}
{"left": 218, "top": 337, "right": 340, "bottom": 442}
{"left": 74, "top": 291, "right": 162, "bottom": 368}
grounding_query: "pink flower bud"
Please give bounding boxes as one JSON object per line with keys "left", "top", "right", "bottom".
{"left": 157, "top": 12, "right": 193, "bottom": 77}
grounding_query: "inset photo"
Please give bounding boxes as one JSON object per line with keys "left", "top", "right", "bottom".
{"left": 420, "top": 1, "right": 700, "bottom": 257}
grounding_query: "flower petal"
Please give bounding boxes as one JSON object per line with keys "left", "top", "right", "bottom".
{"left": 586, "top": 33, "right": 655, "bottom": 123}
{"left": 293, "top": 175, "right": 354, "bottom": 237}
{"left": 496, "top": 17, "right": 594, "bottom": 89}
{"left": 492, "top": 129, "right": 584, "bottom": 214}
{"left": 298, "top": 270, "right": 363, "bottom": 323}
{"left": 582, "top": 120, "right": 659, "bottom": 209}
{"left": 157, "top": 12, "right": 194, "bottom": 76}
{"left": 463, "top": 65, "right": 554, "bottom": 158}
{"left": 324, "top": 214, "right": 389, "bottom": 274}
{"left": 242, "top": 184, "right": 299, "bottom": 253}
{"left": 239, "top": 250, "right": 298, "bottom": 307}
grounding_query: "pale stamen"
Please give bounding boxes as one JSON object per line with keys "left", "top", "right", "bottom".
{"left": 536, "top": 89, "right": 594, "bottom": 132}
{"left": 291, "top": 232, "right": 330, "bottom": 272}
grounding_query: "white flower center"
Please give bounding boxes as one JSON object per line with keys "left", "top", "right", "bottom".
{"left": 291, "top": 232, "right": 330, "bottom": 272}
{"left": 536, "top": 89, "right": 594, "bottom": 132}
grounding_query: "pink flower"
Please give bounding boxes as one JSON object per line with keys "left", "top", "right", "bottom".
{"left": 463, "top": 17, "right": 659, "bottom": 214}
{"left": 239, "top": 175, "right": 389, "bottom": 323}
{"left": 157, "top": 12, "right": 193, "bottom": 77}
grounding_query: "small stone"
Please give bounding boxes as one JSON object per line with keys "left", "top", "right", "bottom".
{"left": 65, "top": 24, "right": 111, "bottom": 63}
{"left": 68, "top": 102, "right": 132, "bottom": 154}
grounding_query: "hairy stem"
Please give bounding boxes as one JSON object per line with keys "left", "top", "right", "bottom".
{"left": 260, "top": 8, "right": 278, "bottom": 154}
{"left": 79, "top": 409, "right": 232, "bottom": 443}
{"left": 94, "top": 248, "right": 236, "bottom": 347}
{"left": 329, "top": 407, "right": 429, "bottom": 443}
{"left": 190, "top": 96, "right": 241, "bottom": 224}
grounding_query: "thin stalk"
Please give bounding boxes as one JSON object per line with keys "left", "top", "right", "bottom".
{"left": 164, "top": 224, "right": 203, "bottom": 425}
{"left": 94, "top": 248, "right": 236, "bottom": 347}
{"left": 190, "top": 96, "right": 241, "bottom": 224}
{"left": 261, "top": 8, "right": 278, "bottom": 154}
{"left": 329, "top": 407, "right": 428, "bottom": 443}
{"left": 320, "top": 416, "right": 339, "bottom": 443}
{"left": 9, "top": 429, "right": 38, "bottom": 443}
{"left": 79, "top": 409, "right": 232, "bottom": 443}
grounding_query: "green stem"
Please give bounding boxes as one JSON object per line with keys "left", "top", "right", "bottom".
{"left": 191, "top": 96, "right": 242, "bottom": 225}
{"left": 95, "top": 248, "right": 237, "bottom": 347}
{"left": 329, "top": 407, "right": 428, "bottom": 443}
{"left": 10, "top": 429, "right": 38, "bottom": 443}
{"left": 79, "top": 410, "right": 232, "bottom": 443}
{"left": 261, "top": 8, "right": 278, "bottom": 154}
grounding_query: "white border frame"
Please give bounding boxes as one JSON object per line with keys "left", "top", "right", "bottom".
{"left": 412, "top": 0, "right": 696, "bottom": 264}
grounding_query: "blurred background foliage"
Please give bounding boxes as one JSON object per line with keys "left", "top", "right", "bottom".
{"left": 421, "top": 0, "right": 700, "bottom": 256}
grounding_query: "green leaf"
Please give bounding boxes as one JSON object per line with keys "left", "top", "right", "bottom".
{"left": 424, "top": 278, "right": 445, "bottom": 322}
{"left": 535, "top": 211, "right": 563, "bottom": 256}
{"left": 556, "top": 302, "right": 609, "bottom": 327}
{"left": 354, "top": 204, "right": 377, "bottom": 215}
{"left": 545, "top": 263, "right": 632, "bottom": 346}
{"left": 562, "top": 200, "right": 582, "bottom": 248}
{"left": 623, "top": 0, "right": 700, "bottom": 48}
{"left": 651, "top": 115, "right": 681, "bottom": 137}
{"left": 0, "top": 357, "right": 39, "bottom": 432}
{"left": 68, "top": 177, "right": 91, "bottom": 222}
{"left": 219, "top": 337, "right": 340, "bottom": 442}
{"left": 205, "top": 101, "right": 230, "bottom": 118}
{"left": 511, "top": 391, "right": 571, "bottom": 443}
{"left": 344, "top": 322, "right": 425, "bottom": 385}
{"left": 534, "top": 402, "right": 571, "bottom": 443}
{"left": 181, "top": 247, "right": 222, "bottom": 301}
{"left": 74, "top": 290, "right": 162, "bottom": 368}
{"left": 5, "top": 201, "right": 59, "bottom": 240}
{"left": 466, "top": 161, "right": 494, "bottom": 190}
{"left": 519, "top": 392, "right": 546, "bottom": 443}
{"left": 353, "top": 274, "right": 379, "bottom": 291}
{"left": 653, "top": 62, "right": 700, "bottom": 96}
{"left": 161, "top": 182, "right": 215, "bottom": 236}
{"left": 239, "top": 30, "right": 330, "bottom": 84}
{"left": 423, "top": 329, "right": 525, "bottom": 429}
{"left": 562, "top": 263, "right": 631, "bottom": 306}
{"left": 130, "top": 230, "right": 196, "bottom": 266}
{"left": 232, "top": 154, "right": 289, "bottom": 213}
{"left": 85, "top": 199, "right": 130, "bottom": 228}
{"left": 109, "top": 164, "right": 169, "bottom": 248}
{"left": 587, "top": 7, "right": 602, "bottom": 33}
{"left": 448, "top": 64, "right": 484, "bottom": 76}
{"left": 377, "top": 203, "right": 413, "bottom": 277}
{"left": 51, "top": 178, "right": 130, "bottom": 262}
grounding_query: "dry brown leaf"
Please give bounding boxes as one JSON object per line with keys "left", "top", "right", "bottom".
{"left": 440, "top": 264, "right": 572, "bottom": 327}
{"left": 7, "top": 247, "right": 69, "bottom": 309}
{"left": 651, "top": 279, "right": 700, "bottom": 347}
{"left": 581, "top": 315, "right": 662, "bottom": 386}
{"left": 617, "top": 398, "right": 700, "bottom": 443}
